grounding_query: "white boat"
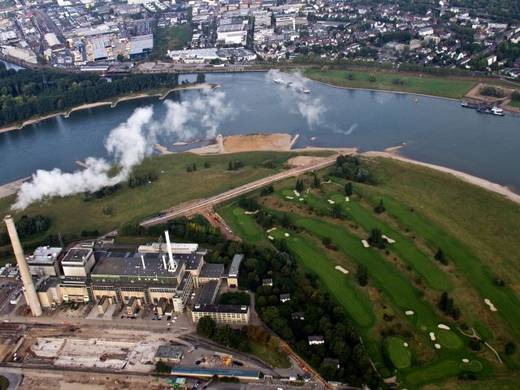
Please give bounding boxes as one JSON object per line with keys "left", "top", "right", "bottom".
{"left": 303, "top": 89, "right": 311, "bottom": 94}
{"left": 273, "top": 78, "right": 283, "bottom": 84}
{"left": 173, "top": 141, "right": 188, "bottom": 146}
{"left": 491, "top": 106, "right": 504, "bottom": 116}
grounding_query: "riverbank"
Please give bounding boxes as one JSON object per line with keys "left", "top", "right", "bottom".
{"left": 0, "top": 83, "right": 218, "bottom": 134}
{"left": 363, "top": 149, "right": 520, "bottom": 205}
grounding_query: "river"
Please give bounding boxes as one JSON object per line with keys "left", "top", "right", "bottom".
{"left": 0, "top": 71, "right": 519, "bottom": 192}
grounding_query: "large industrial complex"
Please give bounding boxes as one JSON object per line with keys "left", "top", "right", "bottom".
{"left": 3, "top": 215, "right": 248, "bottom": 325}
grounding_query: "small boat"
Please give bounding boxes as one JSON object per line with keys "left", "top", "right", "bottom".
{"left": 477, "top": 105, "right": 504, "bottom": 116}
{"left": 303, "top": 89, "right": 311, "bottom": 94}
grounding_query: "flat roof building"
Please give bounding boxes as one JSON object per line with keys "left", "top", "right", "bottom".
{"left": 61, "top": 246, "right": 95, "bottom": 278}
{"left": 155, "top": 345, "right": 184, "bottom": 363}
{"left": 27, "top": 246, "right": 62, "bottom": 276}
{"left": 227, "top": 254, "right": 243, "bottom": 288}
{"left": 192, "top": 304, "right": 250, "bottom": 325}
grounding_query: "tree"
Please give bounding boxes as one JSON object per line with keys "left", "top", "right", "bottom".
{"left": 344, "top": 182, "right": 353, "bottom": 196}
{"left": 505, "top": 341, "right": 516, "bottom": 355}
{"left": 116, "top": 54, "right": 126, "bottom": 62}
{"left": 295, "top": 179, "right": 304, "bottom": 193}
{"left": 331, "top": 204, "right": 342, "bottom": 219}
{"left": 197, "top": 316, "right": 217, "bottom": 338}
{"left": 196, "top": 73, "right": 206, "bottom": 83}
{"left": 434, "top": 248, "right": 448, "bottom": 265}
{"left": 368, "top": 228, "right": 385, "bottom": 249}
{"left": 374, "top": 199, "right": 385, "bottom": 214}
{"left": 312, "top": 174, "right": 321, "bottom": 188}
{"left": 357, "top": 264, "right": 368, "bottom": 286}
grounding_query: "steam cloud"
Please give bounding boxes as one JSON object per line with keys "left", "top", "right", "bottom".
{"left": 13, "top": 90, "right": 232, "bottom": 210}
{"left": 266, "top": 70, "right": 326, "bottom": 129}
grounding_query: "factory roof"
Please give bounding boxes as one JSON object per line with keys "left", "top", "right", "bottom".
{"left": 61, "top": 248, "right": 92, "bottom": 266}
{"left": 196, "top": 280, "right": 219, "bottom": 305}
{"left": 199, "top": 263, "right": 224, "bottom": 278}
{"left": 36, "top": 277, "right": 60, "bottom": 292}
{"left": 28, "top": 246, "right": 62, "bottom": 265}
{"left": 192, "top": 304, "right": 249, "bottom": 314}
{"left": 171, "top": 366, "right": 260, "bottom": 379}
{"left": 91, "top": 252, "right": 183, "bottom": 278}
{"left": 228, "top": 254, "right": 243, "bottom": 278}
{"left": 155, "top": 345, "right": 184, "bottom": 360}
{"left": 129, "top": 34, "right": 153, "bottom": 55}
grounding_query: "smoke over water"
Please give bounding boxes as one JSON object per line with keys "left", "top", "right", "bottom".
{"left": 266, "top": 70, "right": 326, "bottom": 129}
{"left": 12, "top": 91, "right": 232, "bottom": 210}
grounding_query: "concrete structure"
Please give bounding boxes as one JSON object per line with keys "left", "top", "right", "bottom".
{"left": 191, "top": 304, "right": 250, "bottom": 325}
{"left": 308, "top": 336, "right": 325, "bottom": 345}
{"left": 61, "top": 244, "right": 95, "bottom": 277}
{"left": 154, "top": 345, "right": 184, "bottom": 363}
{"left": 3, "top": 216, "right": 43, "bottom": 317}
{"left": 171, "top": 366, "right": 260, "bottom": 380}
{"left": 27, "top": 246, "right": 62, "bottom": 276}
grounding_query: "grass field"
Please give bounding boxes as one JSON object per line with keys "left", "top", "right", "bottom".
{"left": 248, "top": 340, "right": 291, "bottom": 369}
{"left": 387, "top": 336, "right": 412, "bottom": 369}
{"left": 0, "top": 152, "right": 297, "bottom": 250}
{"left": 270, "top": 227, "right": 375, "bottom": 328}
{"left": 219, "top": 155, "right": 520, "bottom": 387}
{"left": 218, "top": 204, "right": 269, "bottom": 246}
{"left": 151, "top": 25, "right": 193, "bottom": 58}
{"left": 304, "top": 68, "right": 477, "bottom": 99}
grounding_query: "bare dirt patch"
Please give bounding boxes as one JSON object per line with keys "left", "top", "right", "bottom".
{"left": 223, "top": 133, "right": 294, "bottom": 153}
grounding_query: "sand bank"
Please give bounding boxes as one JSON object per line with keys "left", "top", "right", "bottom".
{"left": 0, "top": 176, "right": 30, "bottom": 199}
{"left": 363, "top": 150, "right": 520, "bottom": 205}
{"left": 189, "top": 133, "right": 299, "bottom": 154}
{"left": 0, "top": 83, "right": 219, "bottom": 135}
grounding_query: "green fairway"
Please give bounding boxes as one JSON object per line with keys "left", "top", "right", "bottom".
{"left": 219, "top": 205, "right": 268, "bottom": 245}
{"left": 406, "top": 359, "right": 462, "bottom": 386}
{"left": 270, "top": 228, "right": 375, "bottom": 328}
{"left": 304, "top": 68, "right": 477, "bottom": 99}
{"left": 386, "top": 337, "right": 412, "bottom": 369}
{"left": 292, "top": 216, "right": 461, "bottom": 346}
{"left": 364, "top": 193, "right": 520, "bottom": 339}
{"left": 312, "top": 191, "right": 451, "bottom": 291}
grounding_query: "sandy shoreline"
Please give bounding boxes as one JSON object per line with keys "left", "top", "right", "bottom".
{"left": 363, "top": 150, "right": 520, "bottom": 205}
{"left": 0, "top": 83, "right": 218, "bottom": 135}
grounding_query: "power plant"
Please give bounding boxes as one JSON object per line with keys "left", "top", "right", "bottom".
{"left": 3, "top": 215, "right": 43, "bottom": 317}
{"left": 2, "top": 217, "right": 248, "bottom": 324}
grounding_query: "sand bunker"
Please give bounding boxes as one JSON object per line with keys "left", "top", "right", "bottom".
{"left": 335, "top": 265, "right": 349, "bottom": 275}
{"left": 484, "top": 298, "right": 497, "bottom": 312}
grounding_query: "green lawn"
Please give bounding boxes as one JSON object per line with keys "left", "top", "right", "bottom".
{"left": 0, "top": 376, "right": 8, "bottom": 390}
{"left": 304, "top": 68, "right": 477, "bottom": 99}
{"left": 248, "top": 340, "right": 291, "bottom": 369}
{"left": 151, "top": 25, "right": 193, "bottom": 58}
{"left": 386, "top": 336, "right": 412, "bottom": 369}
{"left": 218, "top": 204, "right": 268, "bottom": 245}
{"left": 270, "top": 227, "right": 375, "bottom": 328}
{"left": 318, "top": 191, "right": 451, "bottom": 291}
{"left": 0, "top": 152, "right": 296, "bottom": 250}
{"left": 509, "top": 99, "right": 520, "bottom": 108}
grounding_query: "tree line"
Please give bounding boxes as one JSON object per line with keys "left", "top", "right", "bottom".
{"left": 0, "top": 63, "right": 180, "bottom": 126}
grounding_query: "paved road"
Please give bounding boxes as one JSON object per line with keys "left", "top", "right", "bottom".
{"left": 140, "top": 154, "right": 341, "bottom": 228}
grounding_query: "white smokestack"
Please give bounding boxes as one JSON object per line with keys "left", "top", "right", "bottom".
{"left": 141, "top": 255, "right": 146, "bottom": 270}
{"left": 164, "top": 230, "right": 177, "bottom": 272}
{"left": 4, "top": 215, "right": 42, "bottom": 317}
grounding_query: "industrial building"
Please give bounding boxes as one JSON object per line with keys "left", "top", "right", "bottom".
{"left": 3, "top": 216, "right": 250, "bottom": 323}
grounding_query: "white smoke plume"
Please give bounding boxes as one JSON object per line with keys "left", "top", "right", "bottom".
{"left": 333, "top": 123, "right": 358, "bottom": 136}
{"left": 157, "top": 90, "right": 232, "bottom": 140}
{"left": 266, "top": 69, "right": 326, "bottom": 129}
{"left": 12, "top": 90, "right": 232, "bottom": 210}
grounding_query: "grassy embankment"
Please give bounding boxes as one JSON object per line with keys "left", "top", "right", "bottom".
{"left": 151, "top": 25, "right": 193, "bottom": 58}
{"left": 248, "top": 340, "right": 291, "bottom": 369}
{"left": 304, "top": 68, "right": 478, "bottom": 99}
{"left": 219, "top": 156, "right": 520, "bottom": 388}
{"left": 0, "top": 151, "right": 302, "bottom": 252}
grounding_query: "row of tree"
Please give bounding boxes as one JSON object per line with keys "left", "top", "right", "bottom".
{"left": 0, "top": 63, "right": 180, "bottom": 126}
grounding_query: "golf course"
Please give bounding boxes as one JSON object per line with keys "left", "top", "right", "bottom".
{"left": 219, "top": 155, "right": 520, "bottom": 388}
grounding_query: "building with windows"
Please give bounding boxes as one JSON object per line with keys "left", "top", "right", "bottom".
{"left": 191, "top": 304, "right": 250, "bottom": 325}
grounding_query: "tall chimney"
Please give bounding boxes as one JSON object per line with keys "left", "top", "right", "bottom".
{"left": 164, "top": 230, "right": 177, "bottom": 272}
{"left": 140, "top": 255, "right": 146, "bottom": 270}
{"left": 3, "top": 215, "right": 42, "bottom": 317}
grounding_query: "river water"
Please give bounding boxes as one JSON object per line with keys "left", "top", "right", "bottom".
{"left": 1, "top": 71, "right": 519, "bottom": 191}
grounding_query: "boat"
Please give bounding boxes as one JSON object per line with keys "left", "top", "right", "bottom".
{"left": 303, "top": 89, "right": 311, "bottom": 94}
{"left": 477, "top": 105, "right": 505, "bottom": 116}
{"left": 273, "top": 78, "right": 284, "bottom": 84}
